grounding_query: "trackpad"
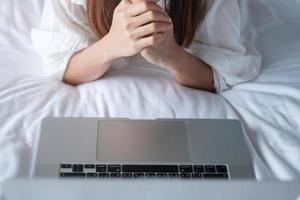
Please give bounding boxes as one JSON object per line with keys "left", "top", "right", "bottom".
{"left": 97, "top": 120, "right": 191, "bottom": 162}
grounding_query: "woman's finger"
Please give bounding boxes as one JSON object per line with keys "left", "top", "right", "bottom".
{"left": 136, "top": 33, "right": 166, "bottom": 49}
{"left": 132, "top": 10, "right": 172, "bottom": 28}
{"left": 115, "top": 0, "right": 132, "bottom": 12}
{"left": 132, "top": 22, "right": 172, "bottom": 39}
{"left": 125, "top": 1, "right": 164, "bottom": 17}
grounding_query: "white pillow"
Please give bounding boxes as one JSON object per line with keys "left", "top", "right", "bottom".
{"left": 0, "top": 0, "right": 44, "bottom": 46}
{"left": 0, "top": 0, "right": 45, "bottom": 79}
{"left": 238, "top": 0, "right": 300, "bottom": 70}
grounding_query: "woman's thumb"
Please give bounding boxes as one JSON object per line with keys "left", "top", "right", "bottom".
{"left": 122, "top": 0, "right": 132, "bottom": 5}
{"left": 116, "top": 0, "right": 132, "bottom": 11}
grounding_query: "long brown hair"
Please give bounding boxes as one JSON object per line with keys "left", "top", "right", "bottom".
{"left": 86, "top": 0, "right": 206, "bottom": 47}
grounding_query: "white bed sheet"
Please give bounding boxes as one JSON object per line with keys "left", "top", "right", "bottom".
{"left": 0, "top": 0, "right": 300, "bottom": 183}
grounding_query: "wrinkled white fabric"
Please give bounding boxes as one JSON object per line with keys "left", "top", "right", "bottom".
{"left": 31, "top": 0, "right": 261, "bottom": 92}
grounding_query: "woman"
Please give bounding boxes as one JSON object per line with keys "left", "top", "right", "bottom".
{"left": 31, "top": 0, "right": 261, "bottom": 93}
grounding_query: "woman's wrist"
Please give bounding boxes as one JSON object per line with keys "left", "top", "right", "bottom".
{"left": 161, "top": 44, "right": 186, "bottom": 74}
{"left": 161, "top": 45, "right": 215, "bottom": 91}
{"left": 96, "top": 34, "right": 120, "bottom": 62}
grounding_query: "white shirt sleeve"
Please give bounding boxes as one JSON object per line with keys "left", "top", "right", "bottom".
{"left": 186, "top": 0, "right": 262, "bottom": 92}
{"left": 31, "top": 0, "right": 96, "bottom": 80}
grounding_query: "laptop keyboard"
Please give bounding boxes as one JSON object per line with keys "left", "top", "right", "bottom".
{"left": 59, "top": 164, "right": 229, "bottom": 180}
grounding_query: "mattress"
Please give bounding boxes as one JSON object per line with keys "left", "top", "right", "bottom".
{"left": 0, "top": 0, "right": 300, "bottom": 183}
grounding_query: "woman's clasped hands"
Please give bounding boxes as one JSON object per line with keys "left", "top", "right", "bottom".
{"left": 106, "top": 0, "right": 181, "bottom": 67}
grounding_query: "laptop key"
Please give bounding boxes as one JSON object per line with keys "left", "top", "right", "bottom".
{"left": 98, "top": 173, "right": 109, "bottom": 178}
{"left": 203, "top": 173, "right": 228, "bottom": 179}
{"left": 192, "top": 173, "right": 203, "bottom": 179}
{"left": 122, "top": 165, "right": 178, "bottom": 173}
{"left": 108, "top": 165, "right": 121, "bottom": 172}
{"left": 110, "top": 173, "right": 121, "bottom": 178}
{"left": 87, "top": 173, "right": 98, "bottom": 178}
{"left": 169, "top": 173, "right": 180, "bottom": 178}
{"left": 145, "top": 173, "right": 156, "bottom": 178}
{"left": 157, "top": 173, "right": 168, "bottom": 178}
{"left": 180, "top": 165, "right": 193, "bottom": 173}
{"left": 60, "top": 164, "right": 72, "bottom": 169}
{"left": 134, "top": 173, "right": 145, "bottom": 178}
{"left": 60, "top": 173, "right": 86, "bottom": 178}
{"left": 122, "top": 173, "right": 133, "bottom": 178}
{"left": 194, "top": 165, "right": 204, "bottom": 173}
{"left": 180, "top": 173, "right": 191, "bottom": 179}
{"left": 96, "top": 165, "right": 107, "bottom": 173}
{"left": 205, "top": 165, "right": 216, "bottom": 173}
{"left": 72, "top": 164, "right": 83, "bottom": 172}
{"left": 84, "top": 164, "right": 95, "bottom": 169}
{"left": 216, "top": 165, "right": 228, "bottom": 173}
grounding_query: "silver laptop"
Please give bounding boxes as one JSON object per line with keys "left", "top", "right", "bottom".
{"left": 3, "top": 180, "right": 300, "bottom": 200}
{"left": 34, "top": 118, "right": 254, "bottom": 179}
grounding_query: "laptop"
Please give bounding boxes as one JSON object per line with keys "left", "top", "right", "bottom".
{"left": 3, "top": 180, "right": 300, "bottom": 200}
{"left": 33, "top": 118, "right": 254, "bottom": 179}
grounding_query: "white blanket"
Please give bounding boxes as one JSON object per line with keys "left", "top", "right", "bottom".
{"left": 0, "top": 0, "right": 300, "bottom": 183}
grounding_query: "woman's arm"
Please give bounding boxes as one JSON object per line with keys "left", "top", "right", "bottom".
{"left": 63, "top": 35, "right": 114, "bottom": 85}
{"left": 64, "top": 0, "right": 172, "bottom": 85}
{"left": 164, "top": 46, "right": 215, "bottom": 92}
{"left": 141, "top": 0, "right": 261, "bottom": 93}
{"left": 140, "top": 21, "right": 215, "bottom": 92}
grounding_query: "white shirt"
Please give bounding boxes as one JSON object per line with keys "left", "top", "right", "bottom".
{"left": 31, "top": 0, "right": 262, "bottom": 92}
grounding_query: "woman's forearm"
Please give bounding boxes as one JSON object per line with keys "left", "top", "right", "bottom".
{"left": 63, "top": 35, "right": 115, "bottom": 85}
{"left": 63, "top": 1, "right": 172, "bottom": 86}
{"left": 164, "top": 46, "right": 215, "bottom": 92}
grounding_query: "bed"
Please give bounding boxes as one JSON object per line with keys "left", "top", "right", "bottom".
{"left": 0, "top": 0, "right": 300, "bottom": 183}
